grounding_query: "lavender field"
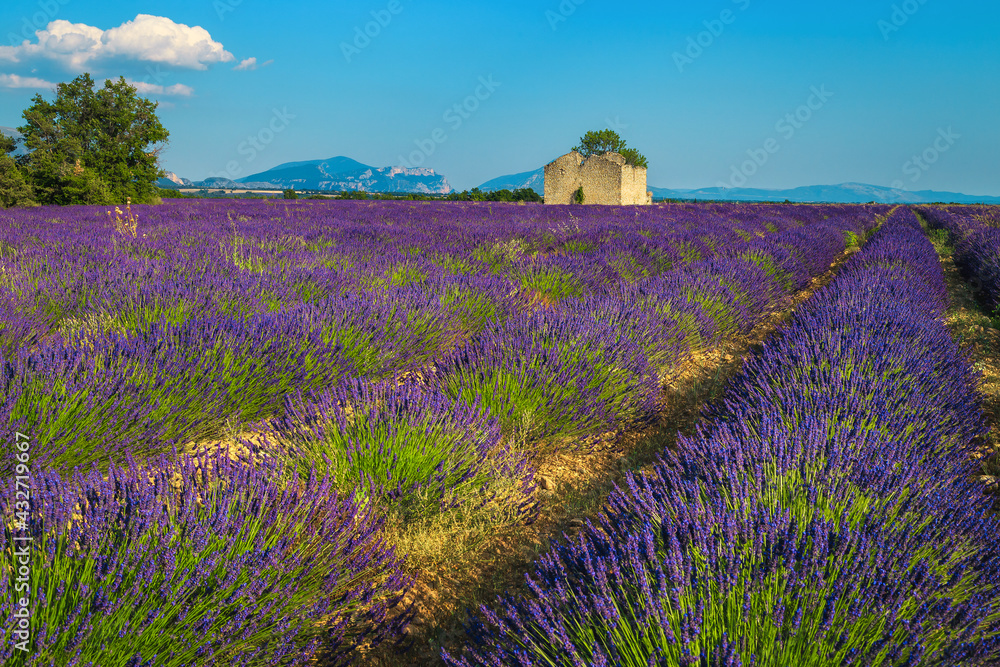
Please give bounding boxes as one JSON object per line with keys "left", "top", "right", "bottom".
{"left": 1, "top": 200, "right": 999, "bottom": 665}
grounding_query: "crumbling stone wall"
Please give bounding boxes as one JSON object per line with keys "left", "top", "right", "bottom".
{"left": 543, "top": 152, "right": 586, "bottom": 205}
{"left": 617, "top": 158, "right": 653, "bottom": 205}
{"left": 544, "top": 151, "right": 652, "bottom": 205}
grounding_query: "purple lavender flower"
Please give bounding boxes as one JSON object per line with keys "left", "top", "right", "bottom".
{"left": 0, "top": 453, "right": 413, "bottom": 666}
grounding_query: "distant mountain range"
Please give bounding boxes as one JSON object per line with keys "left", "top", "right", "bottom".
{"left": 158, "top": 156, "right": 453, "bottom": 194}
{"left": 477, "top": 165, "right": 1000, "bottom": 204}
{"left": 648, "top": 183, "right": 1000, "bottom": 205}
{"left": 479, "top": 168, "right": 545, "bottom": 194}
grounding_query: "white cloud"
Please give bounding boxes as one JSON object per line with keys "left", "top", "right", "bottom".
{"left": 104, "top": 15, "right": 234, "bottom": 69}
{"left": 0, "top": 73, "right": 56, "bottom": 89}
{"left": 126, "top": 80, "right": 194, "bottom": 97}
{"left": 233, "top": 57, "right": 273, "bottom": 71}
{"left": 0, "top": 15, "right": 235, "bottom": 71}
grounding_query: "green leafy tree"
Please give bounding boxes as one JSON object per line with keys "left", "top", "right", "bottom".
{"left": 22, "top": 152, "right": 112, "bottom": 206}
{"left": 18, "top": 73, "right": 169, "bottom": 205}
{"left": 157, "top": 187, "right": 189, "bottom": 199}
{"left": 572, "top": 129, "right": 648, "bottom": 169}
{"left": 339, "top": 190, "right": 369, "bottom": 200}
{"left": 512, "top": 188, "right": 542, "bottom": 202}
{"left": 486, "top": 189, "right": 516, "bottom": 202}
{"left": 0, "top": 133, "right": 16, "bottom": 156}
{"left": 573, "top": 129, "right": 627, "bottom": 156}
{"left": 619, "top": 147, "right": 649, "bottom": 170}
{"left": 0, "top": 154, "right": 37, "bottom": 208}
{"left": 283, "top": 188, "right": 299, "bottom": 199}
{"left": 477, "top": 188, "right": 543, "bottom": 203}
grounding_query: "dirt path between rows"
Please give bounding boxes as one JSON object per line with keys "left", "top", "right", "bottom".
{"left": 349, "top": 239, "right": 869, "bottom": 667}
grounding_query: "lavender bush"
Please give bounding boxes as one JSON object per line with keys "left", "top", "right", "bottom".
{"left": 434, "top": 309, "right": 660, "bottom": 449}
{"left": 263, "top": 378, "right": 536, "bottom": 524}
{"left": 2, "top": 312, "right": 352, "bottom": 474}
{"left": 0, "top": 454, "right": 413, "bottom": 666}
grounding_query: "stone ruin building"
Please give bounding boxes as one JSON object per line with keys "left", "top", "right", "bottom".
{"left": 544, "top": 151, "right": 653, "bottom": 205}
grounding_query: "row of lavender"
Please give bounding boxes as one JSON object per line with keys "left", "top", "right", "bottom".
{"left": 939, "top": 205, "right": 1000, "bottom": 228}
{"left": 0, "top": 201, "right": 886, "bottom": 476}
{"left": 0, "top": 453, "right": 416, "bottom": 666}
{"left": 918, "top": 205, "right": 1000, "bottom": 316}
{"left": 445, "top": 207, "right": 1000, "bottom": 666}
{"left": 0, "top": 201, "right": 887, "bottom": 665}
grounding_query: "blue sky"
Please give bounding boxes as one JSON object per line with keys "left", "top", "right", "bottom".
{"left": 1, "top": 0, "right": 998, "bottom": 194}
